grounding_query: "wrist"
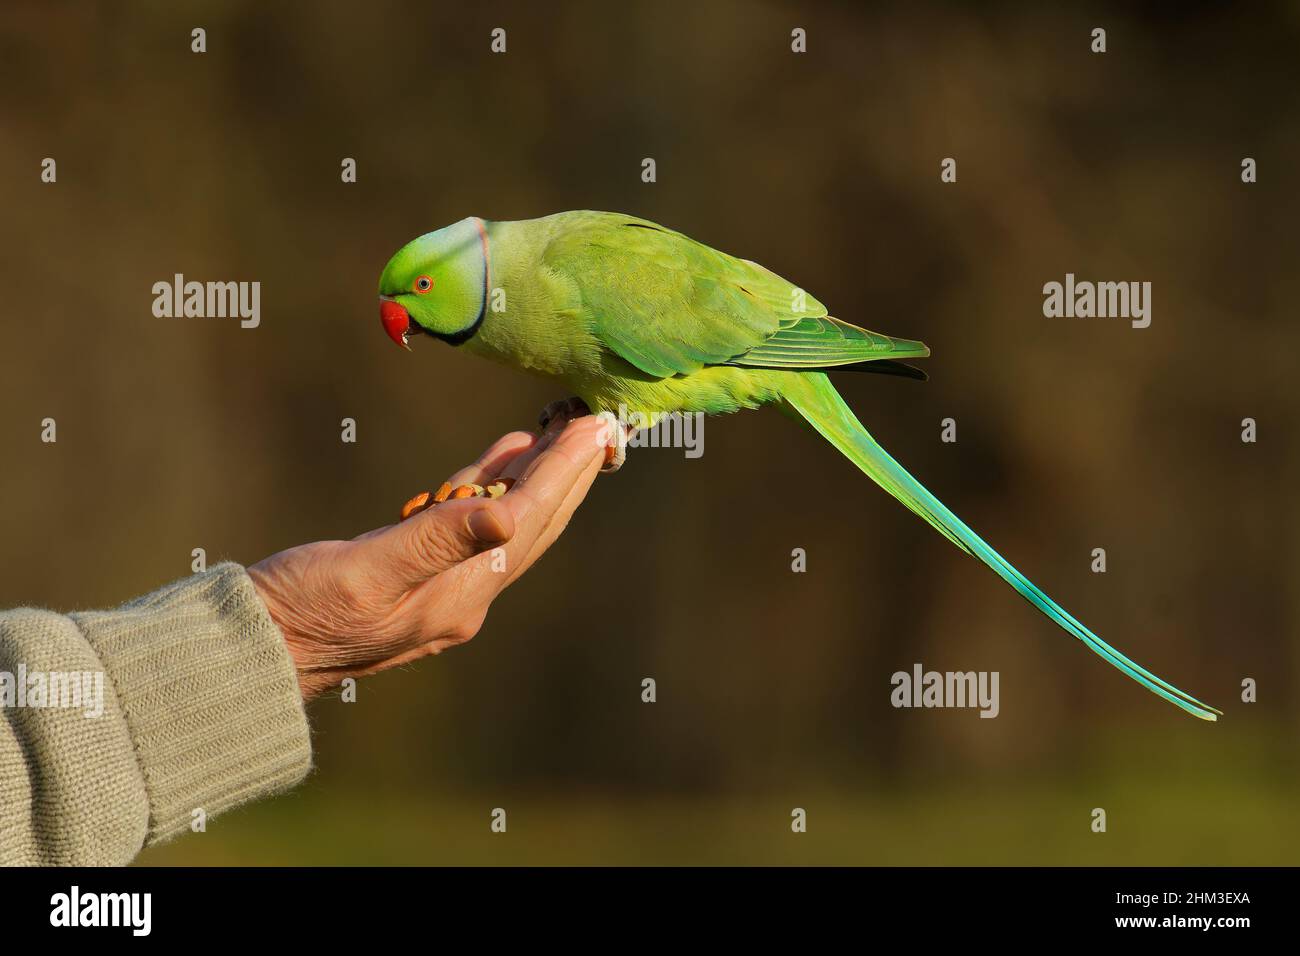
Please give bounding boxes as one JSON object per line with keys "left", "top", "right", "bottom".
{"left": 247, "top": 561, "right": 324, "bottom": 701}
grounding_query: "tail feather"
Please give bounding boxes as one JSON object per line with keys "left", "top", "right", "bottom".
{"left": 783, "top": 373, "right": 1220, "bottom": 721}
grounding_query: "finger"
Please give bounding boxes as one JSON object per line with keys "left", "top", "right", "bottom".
{"left": 375, "top": 497, "right": 517, "bottom": 594}
{"left": 493, "top": 420, "right": 565, "bottom": 482}
{"left": 360, "top": 418, "right": 595, "bottom": 588}
{"left": 444, "top": 430, "right": 537, "bottom": 489}
{"left": 380, "top": 431, "right": 536, "bottom": 534}
{"left": 502, "top": 455, "right": 599, "bottom": 585}
{"left": 498, "top": 416, "right": 605, "bottom": 560}
{"left": 490, "top": 399, "right": 589, "bottom": 485}
{"left": 503, "top": 414, "right": 608, "bottom": 582}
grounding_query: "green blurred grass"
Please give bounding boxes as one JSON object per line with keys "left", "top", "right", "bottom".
{"left": 137, "top": 726, "right": 1299, "bottom": 866}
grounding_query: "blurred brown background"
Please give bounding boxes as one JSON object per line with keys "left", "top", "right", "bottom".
{"left": 1, "top": 1, "right": 1297, "bottom": 864}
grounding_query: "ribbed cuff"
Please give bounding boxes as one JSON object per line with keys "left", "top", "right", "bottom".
{"left": 70, "top": 563, "right": 312, "bottom": 844}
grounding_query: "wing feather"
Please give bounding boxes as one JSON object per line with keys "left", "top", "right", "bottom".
{"left": 541, "top": 212, "right": 926, "bottom": 378}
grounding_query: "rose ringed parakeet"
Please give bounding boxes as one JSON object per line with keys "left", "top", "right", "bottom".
{"left": 377, "top": 210, "right": 1219, "bottom": 721}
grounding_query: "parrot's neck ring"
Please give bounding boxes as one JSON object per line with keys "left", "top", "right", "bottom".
{"left": 432, "top": 217, "right": 490, "bottom": 348}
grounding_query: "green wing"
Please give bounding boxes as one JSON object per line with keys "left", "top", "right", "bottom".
{"left": 541, "top": 212, "right": 927, "bottom": 378}
{"left": 733, "top": 315, "right": 929, "bottom": 370}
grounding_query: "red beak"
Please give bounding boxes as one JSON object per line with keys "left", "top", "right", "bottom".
{"left": 380, "top": 299, "right": 412, "bottom": 350}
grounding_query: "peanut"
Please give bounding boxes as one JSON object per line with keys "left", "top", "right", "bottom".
{"left": 400, "top": 491, "right": 433, "bottom": 521}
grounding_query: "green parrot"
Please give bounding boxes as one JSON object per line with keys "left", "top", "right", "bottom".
{"left": 378, "top": 211, "right": 1219, "bottom": 721}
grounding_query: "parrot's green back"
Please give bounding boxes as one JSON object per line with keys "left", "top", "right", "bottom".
{"left": 401, "top": 210, "right": 1220, "bottom": 720}
{"left": 470, "top": 212, "right": 930, "bottom": 418}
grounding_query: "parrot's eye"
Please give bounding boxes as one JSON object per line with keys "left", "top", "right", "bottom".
{"left": 414, "top": 275, "right": 434, "bottom": 294}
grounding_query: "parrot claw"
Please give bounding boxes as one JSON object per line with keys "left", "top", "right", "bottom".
{"left": 602, "top": 445, "right": 626, "bottom": 473}
{"left": 595, "top": 410, "right": 630, "bottom": 473}
{"left": 538, "top": 396, "right": 591, "bottom": 432}
{"left": 539, "top": 394, "right": 629, "bottom": 469}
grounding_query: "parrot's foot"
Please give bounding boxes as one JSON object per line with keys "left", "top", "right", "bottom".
{"left": 538, "top": 396, "right": 591, "bottom": 431}
{"left": 538, "top": 397, "right": 628, "bottom": 471}
{"left": 595, "top": 411, "right": 631, "bottom": 473}
{"left": 399, "top": 478, "right": 514, "bottom": 521}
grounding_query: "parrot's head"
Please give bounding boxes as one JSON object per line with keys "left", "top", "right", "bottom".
{"left": 377, "top": 216, "right": 489, "bottom": 350}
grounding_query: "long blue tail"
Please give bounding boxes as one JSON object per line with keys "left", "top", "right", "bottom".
{"left": 784, "top": 373, "right": 1220, "bottom": 721}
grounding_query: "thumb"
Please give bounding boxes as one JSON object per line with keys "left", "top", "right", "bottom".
{"left": 382, "top": 499, "right": 515, "bottom": 592}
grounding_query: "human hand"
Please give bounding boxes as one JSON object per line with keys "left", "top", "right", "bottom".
{"left": 247, "top": 413, "right": 607, "bottom": 699}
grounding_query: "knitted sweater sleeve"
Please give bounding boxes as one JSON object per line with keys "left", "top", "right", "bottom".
{"left": 0, "top": 563, "right": 312, "bottom": 865}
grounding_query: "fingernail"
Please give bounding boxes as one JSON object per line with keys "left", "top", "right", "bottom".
{"left": 467, "top": 507, "right": 511, "bottom": 545}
